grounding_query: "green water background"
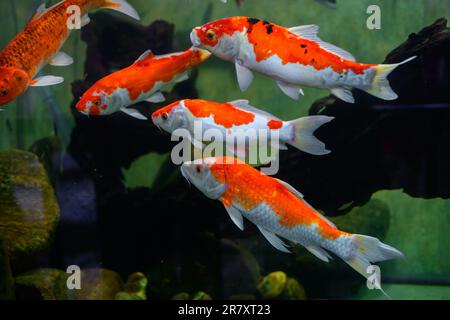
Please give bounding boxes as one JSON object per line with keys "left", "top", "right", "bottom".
{"left": 0, "top": 0, "right": 450, "bottom": 299}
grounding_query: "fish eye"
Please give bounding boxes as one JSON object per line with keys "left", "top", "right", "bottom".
{"left": 162, "top": 112, "right": 169, "bottom": 120}
{"left": 196, "top": 165, "right": 203, "bottom": 173}
{"left": 93, "top": 99, "right": 101, "bottom": 106}
{"left": 0, "top": 89, "right": 8, "bottom": 97}
{"left": 205, "top": 29, "right": 216, "bottom": 40}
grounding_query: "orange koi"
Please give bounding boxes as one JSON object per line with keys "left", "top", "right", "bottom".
{"left": 190, "top": 16, "right": 416, "bottom": 103}
{"left": 181, "top": 156, "right": 404, "bottom": 282}
{"left": 0, "top": 0, "right": 140, "bottom": 107}
{"left": 76, "top": 48, "right": 211, "bottom": 119}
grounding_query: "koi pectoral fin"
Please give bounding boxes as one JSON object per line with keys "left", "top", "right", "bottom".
{"left": 120, "top": 108, "right": 147, "bottom": 120}
{"left": 223, "top": 204, "right": 244, "bottom": 231}
{"left": 30, "top": 76, "right": 64, "bottom": 87}
{"left": 49, "top": 52, "right": 74, "bottom": 67}
{"left": 235, "top": 60, "right": 254, "bottom": 92}
{"left": 257, "top": 226, "right": 291, "bottom": 253}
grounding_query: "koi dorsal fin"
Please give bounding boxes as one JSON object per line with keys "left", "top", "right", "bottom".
{"left": 134, "top": 50, "right": 154, "bottom": 63}
{"left": 289, "top": 25, "right": 356, "bottom": 61}
{"left": 31, "top": 1, "right": 65, "bottom": 22}
{"left": 276, "top": 177, "right": 337, "bottom": 229}
{"left": 228, "top": 100, "right": 281, "bottom": 121}
{"left": 275, "top": 178, "right": 304, "bottom": 199}
{"left": 30, "top": 3, "right": 47, "bottom": 22}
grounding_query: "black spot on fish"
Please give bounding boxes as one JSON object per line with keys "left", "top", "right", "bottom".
{"left": 305, "top": 49, "right": 308, "bottom": 55}
{"left": 262, "top": 20, "right": 271, "bottom": 25}
{"left": 266, "top": 24, "right": 274, "bottom": 34}
{"left": 301, "top": 44, "right": 307, "bottom": 48}
{"left": 247, "top": 18, "right": 260, "bottom": 33}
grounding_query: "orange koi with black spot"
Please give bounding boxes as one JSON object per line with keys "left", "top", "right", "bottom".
{"left": 190, "top": 16, "right": 416, "bottom": 103}
{"left": 181, "top": 156, "right": 404, "bottom": 282}
{"left": 76, "top": 48, "right": 211, "bottom": 119}
{"left": 152, "top": 99, "right": 334, "bottom": 155}
{"left": 0, "top": 0, "right": 140, "bottom": 107}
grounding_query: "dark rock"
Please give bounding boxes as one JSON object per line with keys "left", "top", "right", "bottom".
{"left": 0, "top": 150, "right": 59, "bottom": 264}
{"left": 0, "top": 240, "right": 14, "bottom": 300}
{"left": 15, "top": 268, "right": 124, "bottom": 300}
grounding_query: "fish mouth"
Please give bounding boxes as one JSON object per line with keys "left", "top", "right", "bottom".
{"left": 151, "top": 117, "right": 162, "bottom": 131}
{"left": 190, "top": 30, "right": 202, "bottom": 47}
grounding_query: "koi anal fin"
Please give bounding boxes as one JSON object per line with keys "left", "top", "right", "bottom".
{"left": 276, "top": 80, "right": 304, "bottom": 100}
{"left": 331, "top": 88, "right": 355, "bottom": 104}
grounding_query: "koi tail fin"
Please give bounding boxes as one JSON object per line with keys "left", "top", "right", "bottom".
{"left": 286, "top": 116, "right": 334, "bottom": 155}
{"left": 101, "top": 0, "right": 140, "bottom": 20}
{"left": 344, "top": 234, "right": 404, "bottom": 282}
{"left": 364, "top": 56, "right": 416, "bottom": 100}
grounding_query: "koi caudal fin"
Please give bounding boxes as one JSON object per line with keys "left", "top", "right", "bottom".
{"left": 101, "top": 0, "right": 140, "bottom": 20}
{"left": 364, "top": 56, "right": 416, "bottom": 100}
{"left": 345, "top": 234, "right": 404, "bottom": 280}
{"left": 286, "top": 116, "right": 334, "bottom": 155}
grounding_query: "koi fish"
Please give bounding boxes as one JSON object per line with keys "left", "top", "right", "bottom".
{"left": 190, "top": 17, "right": 416, "bottom": 103}
{"left": 0, "top": 0, "right": 140, "bottom": 107}
{"left": 152, "top": 99, "right": 334, "bottom": 156}
{"left": 76, "top": 48, "right": 211, "bottom": 119}
{"left": 181, "top": 156, "right": 404, "bottom": 283}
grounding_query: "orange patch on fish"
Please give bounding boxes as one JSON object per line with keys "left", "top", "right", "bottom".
{"left": 243, "top": 18, "right": 374, "bottom": 75}
{"left": 151, "top": 101, "right": 180, "bottom": 118}
{"left": 210, "top": 157, "right": 345, "bottom": 239}
{"left": 267, "top": 119, "right": 283, "bottom": 130}
{"left": 184, "top": 99, "right": 255, "bottom": 128}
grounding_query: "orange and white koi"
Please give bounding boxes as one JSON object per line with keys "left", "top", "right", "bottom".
{"left": 190, "top": 17, "right": 416, "bottom": 103}
{"left": 152, "top": 99, "right": 334, "bottom": 155}
{"left": 0, "top": 0, "right": 140, "bottom": 107}
{"left": 181, "top": 156, "right": 404, "bottom": 282}
{"left": 76, "top": 48, "right": 211, "bottom": 119}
